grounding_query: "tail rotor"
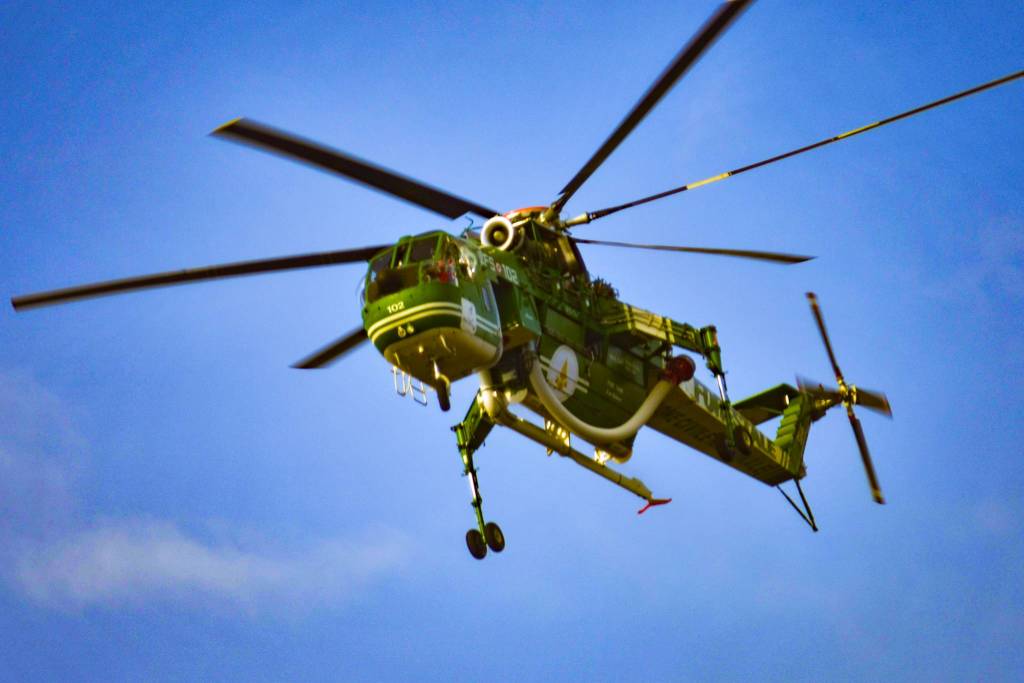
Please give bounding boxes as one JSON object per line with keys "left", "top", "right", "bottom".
{"left": 801, "top": 292, "right": 892, "bottom": 504}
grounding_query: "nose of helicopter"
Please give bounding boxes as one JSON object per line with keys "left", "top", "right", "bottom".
{"left": 362, "top": 262, "right": 502, "bottom": 390}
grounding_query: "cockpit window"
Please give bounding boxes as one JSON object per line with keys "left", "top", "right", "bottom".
{"left": 409, "top": 236, "right": 438, "bottom": 263}
{"left": 369, "top": 251, "right": 392, "bottom": 281}
{"left": 364, "top": 235, "right": 454, "bottom": 305}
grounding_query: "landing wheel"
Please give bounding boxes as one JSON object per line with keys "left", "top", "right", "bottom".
{"left": 484, "top": 522, "right": 505, "bottom": 553}
{"left": 466, "top": 529, "right": 487, "bottom": 559}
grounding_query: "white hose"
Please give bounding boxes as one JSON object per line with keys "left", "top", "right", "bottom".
{"left": 528, "top": 358, "right": 675, "bottom": 445}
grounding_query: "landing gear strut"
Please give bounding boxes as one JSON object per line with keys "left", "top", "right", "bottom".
{"left": 457, "top": 445, "right": 506, "bottom": 560}
{"left": 453, "top": 393, "right": 506, "bottom": 559}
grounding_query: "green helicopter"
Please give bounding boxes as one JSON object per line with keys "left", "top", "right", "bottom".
{"left": 13, "top": 0, "right": 1022, "bottom": 558}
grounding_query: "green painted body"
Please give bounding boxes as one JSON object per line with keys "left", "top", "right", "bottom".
{"left": 361, "top": 210, "right": 818, "bottom": 493}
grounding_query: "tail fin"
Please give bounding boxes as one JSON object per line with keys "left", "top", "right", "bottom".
{"left": 774, "top": 393, "right": 815, "bottom": 476}
{"left": 733, "top": 383, "right": 816, "bottom": 479}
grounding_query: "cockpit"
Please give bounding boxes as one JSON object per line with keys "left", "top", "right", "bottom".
{"left": 364, "top": 231, "right": 463, "bottom": 304}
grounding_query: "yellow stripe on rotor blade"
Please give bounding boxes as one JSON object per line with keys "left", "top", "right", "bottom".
{"left": 686, "top": 172, "right": 731, "bottom": 190}
{"left": 836, "top": 121, "right": 881, "bottom": 140}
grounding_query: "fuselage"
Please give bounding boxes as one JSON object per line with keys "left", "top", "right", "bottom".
{"left": 360, "top": 208, "right": 806, "bottom": 484}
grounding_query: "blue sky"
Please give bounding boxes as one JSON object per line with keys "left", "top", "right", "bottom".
{"left": 2, "top": 1, "right": 1022, "bottom": 680}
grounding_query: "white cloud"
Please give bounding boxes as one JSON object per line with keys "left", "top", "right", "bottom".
{"left": 14, "top": 518, "right": 408, "bottom": 611}
{"left": 0, "top": 369, "right": 409, "bottom": 613}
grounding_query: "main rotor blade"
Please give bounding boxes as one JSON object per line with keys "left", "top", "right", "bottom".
{"left": 572, "top": 237, "right": 811, "bottom": 264}
{"left": 291, "top": 327, "right": 368, "bottom": 369}
{"left": 212, "top": 118, "right": 498, "bottom": 219}
{"left": 849, "top": 409, "right": 885, "bottom": 505}
{"left": 577, "top": 68, "right": 1024, "bottom": 223}
{"left": 806, "top": 292, "right": 844, "bottom": 382}
{"left": 11, "top": 245, "right": 389, "bottom": 311}
{"left": 546, "top": 0, "right": 755, "bottom": 217}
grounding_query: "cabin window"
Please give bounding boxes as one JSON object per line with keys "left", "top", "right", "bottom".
{"left": 446, "top": 241, "right": 461, "bottom": 260}
{"left": 481, "top": 282, "right": 495, "bottom": 313}
{"left": 446, "top": 241, "right": 467, "bottom": 276}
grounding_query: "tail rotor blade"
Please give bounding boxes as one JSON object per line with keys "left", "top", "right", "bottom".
{"left": 798, "top": 375, "right": 892, "bottom": 417}
{"left": 806, "top": 292, "right": 844, "bottom": 382}
{"left": 796, "top": 375, "right": 842, "bottom": 404}
{"left": 853, "top": 386, "right": 893, "bottom": 418}
{"left": 848, "top": 409, "right": 885, "bottom": 504}
{"left": 292, "top": 327, "right": 368, "bottom": 369}
{"left": 795, "top": 375, "right": 827, "bottom": 393}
